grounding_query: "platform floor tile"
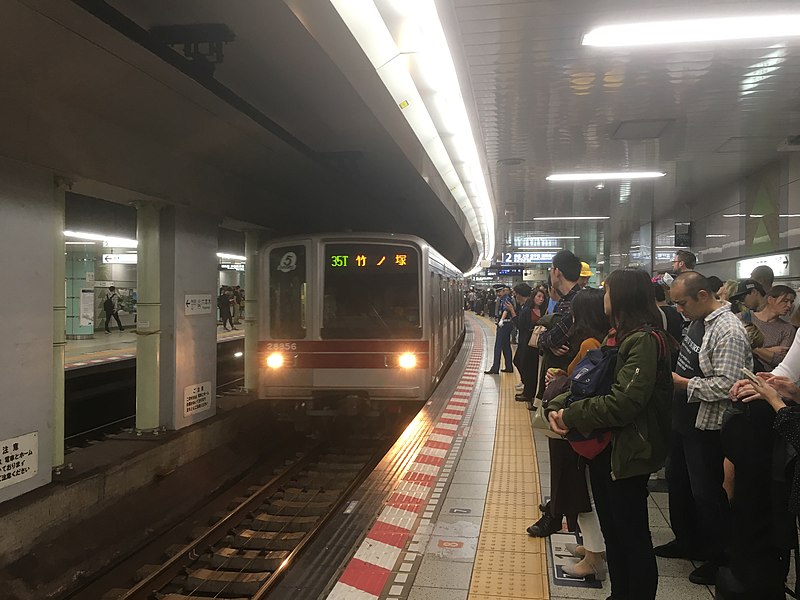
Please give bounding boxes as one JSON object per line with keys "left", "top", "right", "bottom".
{"left": 468, "top": 368, "right": 549, "bottom": 600}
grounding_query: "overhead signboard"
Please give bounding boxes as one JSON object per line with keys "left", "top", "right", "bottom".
{"left": 502, "top": 251, "right": 557, "bottom": 264}
{"left": 736, "top": 254, "right": 790, "bottom": 279}
{"left": 219, "top": 262, "right": 245, "bottom": 271}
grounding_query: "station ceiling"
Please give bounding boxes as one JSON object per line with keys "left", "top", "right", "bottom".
{"left": 11, "top": 1, "right": 800, "bottom": 271}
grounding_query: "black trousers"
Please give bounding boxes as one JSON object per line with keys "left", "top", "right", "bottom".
{"left": 666, "top": 427, "right": 729, "bottom": 560}
{"left": 589, "top": 447, "right": 657, "bottom": 600}
{"left": 104, "top": 310, "right": 123, "bottom": 332}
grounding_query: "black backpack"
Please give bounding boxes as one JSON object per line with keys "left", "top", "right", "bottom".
{"left": 103, "top": 294, "right": 115, "bottom": 312}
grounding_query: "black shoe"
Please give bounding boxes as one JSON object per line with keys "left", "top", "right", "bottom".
{"left": 484, "top": 370, "right": 499, "bottom": 374}
{"left": 688, "top": 561, "right": 719, "bottom": 585}
{"left": 515, "top": 394, "right": 532, "bottom": 402}
{"left": 653, "top": 539, "right": 706, "bottom": 561}
{"left": 526, "top": 511, "right": 562, "bottom": 537}
{"left": 501, "top": 368, "right": 514, "bottom": 373}
{"left": 105, "top": 330, "right": 111, "bottom": 334}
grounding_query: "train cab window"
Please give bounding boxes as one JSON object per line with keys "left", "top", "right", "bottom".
{"left": 322, "top": 243, "right": 421, "bottom": 339}
{"left": 269, "top": 245, "right": 307, "bottom": 339}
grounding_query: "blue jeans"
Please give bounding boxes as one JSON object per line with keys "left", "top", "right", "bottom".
{"left": 489, "top": 321, "right": 513, "bottom": 371}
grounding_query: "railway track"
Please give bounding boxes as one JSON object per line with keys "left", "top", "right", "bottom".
{"left": 95, "top": 436, "right": 389, "bottom": 600}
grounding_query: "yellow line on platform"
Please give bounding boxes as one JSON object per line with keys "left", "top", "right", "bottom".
{"left": 468, "top": 346, "right": 550, "bottom": 600}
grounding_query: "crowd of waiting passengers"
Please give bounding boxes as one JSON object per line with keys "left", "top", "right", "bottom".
{"left": 471, "top": 249, "right": 799, "bottom": 600}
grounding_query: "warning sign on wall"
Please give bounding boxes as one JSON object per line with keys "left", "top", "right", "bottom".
{"left": 184, "top": 381, "right": 212, "bottom": 417}
{"left": 0, "top": 431, "right": 38, "bottom": 491}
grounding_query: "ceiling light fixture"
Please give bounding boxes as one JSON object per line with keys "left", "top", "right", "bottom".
{"left": 330, "top": 0, "right": 495, "bottom": 276}
{"left": 217, "top": 253, "right": 247, "bottom": 261}
{"left": 532, "top": 216, "right": 611, "bottom": 221}
{"left": 582, "top": 14, "right": 800, "bottom": 47}
{"left": 706, "top": 234, "right": 728, "bottom": 238}
{"left": 723, "top": 214, "right": 746, "bottom": 218}
{"left": 547, "top": 171, "right": 666, "bottom": 181}
{"left": 64, "top": 230, "right": 138, "bottom": 248}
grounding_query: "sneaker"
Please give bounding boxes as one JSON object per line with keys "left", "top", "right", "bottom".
{"left": 689, "top": 561, "right": 719, "bottom": 585}
{"left": 526, "top": 511, "right": 562, "bottom": 537}
{"left": 501, "top": 368, "right": 514, "bottom": 373}
{"left": 515, "top": 383, "right": 524, "bottom": 391}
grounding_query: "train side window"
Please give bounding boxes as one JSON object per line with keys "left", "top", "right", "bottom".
{"left": 269, "top": 245, "right": 307, "bottom": 339}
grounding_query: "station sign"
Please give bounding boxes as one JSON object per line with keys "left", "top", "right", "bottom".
{"left": 0, "top": 431, "right": 38, "bottom": 490}
{"left": 219, "top": 262, "right": 245, "bottom": 271}
{"left": 736, "top": 253, "right": 790, "bottom": 279}
{"left": 102, "top": 254, "right": 137, "bottom": 264}
{"left": 185, "top": 294, "right": 213, "bottom": 315}
{"left": 502, "top": 251, "right": 557, "bottom": 264}
{"left": 184, "top": 381, "right": 212, "bottom": 417}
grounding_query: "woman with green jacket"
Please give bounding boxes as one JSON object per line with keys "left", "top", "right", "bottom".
{"left": 547, "top": 268, "right": 673, "bottom": 600}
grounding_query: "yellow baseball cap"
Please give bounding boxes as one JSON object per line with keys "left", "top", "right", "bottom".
{"left": 580, "top": 262, "right": 593, "bottom": 278}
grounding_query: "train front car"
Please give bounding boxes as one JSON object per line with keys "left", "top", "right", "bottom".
{"left": 258, "top": 234, "right": 462, "bottom": 415}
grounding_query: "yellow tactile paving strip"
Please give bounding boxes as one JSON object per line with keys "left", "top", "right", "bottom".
{"left": 468, "top": 372, "right": 550, "bottom": 600}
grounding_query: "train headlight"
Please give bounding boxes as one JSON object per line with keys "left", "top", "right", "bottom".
{"left": 266, "top": 352, "right": 284, "bottom": 369}
{"left": 398, "top": 353, "right": 417, "bottom": 369}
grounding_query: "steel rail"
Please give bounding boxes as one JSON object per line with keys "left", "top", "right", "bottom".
{"left": 115, "top": 442, "right": 327, "bottom": 600}
{"left": 251, "top": 442, "right": 389, "bottom": 599}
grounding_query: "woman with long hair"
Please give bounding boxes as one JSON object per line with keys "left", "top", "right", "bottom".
{"left": 515, "top": 288, "right": 548, "bottom": 401}
{"left": 546, "top": 268, "right": 673, "bottom": 600}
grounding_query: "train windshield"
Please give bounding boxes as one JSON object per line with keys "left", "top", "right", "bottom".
{"left": 269, "top": 245, "right": 307, "bottom": 339}
{"left": 322, "top": 243, "right": 421, "bottom": 339}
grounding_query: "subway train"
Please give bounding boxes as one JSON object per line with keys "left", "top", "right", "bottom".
{"left": 257, "top": 233, "right": 465, "bottom": 412}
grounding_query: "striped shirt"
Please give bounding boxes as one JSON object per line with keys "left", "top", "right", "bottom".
{"left": 686, "top": 302, "right": 753, "bottom": 430}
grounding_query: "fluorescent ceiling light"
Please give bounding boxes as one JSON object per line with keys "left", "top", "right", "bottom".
{"left": 64, "top": 230, "right": 138, "bottom": 248}
{"left": 780, "top": 214, "right": 800, "bottom": 217}
{"left": 723, "top": 214, "right": 746, "bottom": 218}
{"left": 532, "top": 216, "right": 610, "bottom": 221}
{"left": 547, "top": 171, "right": 665, "bottom": 181}
{"left": 65, "top": 241, "right": 96, "bottom": 245}
{"left": 706, "top": 234, "right": 728, "bottom": 238}
{"left": 330, "top": 0, "right": 495, "bottom": 275}
{"left": 217, "top": 253, "right": 247, "bottom": 261}
{"left": 582, "top": 14, "right": 800, "bottom": 47}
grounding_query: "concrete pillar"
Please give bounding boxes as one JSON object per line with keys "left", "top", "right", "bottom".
{"left": 135, "top": 202, "right": 161, "bottom": 432}
{"left": 244, "top": 230, "right": 260, "bottom": 391}
{"left": 52, "top": 178, "right": 68, "bottom": 469}
{"left": 158, "top": 207, "right": 218, "bottom": 429}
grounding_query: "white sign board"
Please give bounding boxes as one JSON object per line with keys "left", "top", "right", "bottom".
{"left": 85, "top": 271, "right": 95, "bottom": 284}
{"left": 184, "top": 381, "right": 212, "bottom": 417}
{"left": 0, "top": 431, "right": 38, "bottom": 490}
{"left": 184, "top": 294, "right": 213, "bottom": 315}
{"left": 79, "top": 289, "right": 94, "bottom": 327}
{"left": 102, "top": 254, "right": 137, "bottom": 264}
{"left": 736, "top": 254, "right": 790, "bottom": 279}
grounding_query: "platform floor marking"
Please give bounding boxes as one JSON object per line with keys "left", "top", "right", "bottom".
{"left": 325, "top": 318, "right": 483, "bottom": 600}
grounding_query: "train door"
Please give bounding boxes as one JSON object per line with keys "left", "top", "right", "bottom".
{"left": 430, "top": 272, "right": 438, "bottom": 380}
{"left": 260, "top": 242, "right": 310, "bottom": 396}
{"left": 437, "top": 274, "right": 445, "bottom": 371}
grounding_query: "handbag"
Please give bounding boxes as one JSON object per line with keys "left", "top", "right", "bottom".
{"left": 528, "top": 324, "right": 547, "bottom": 348}
{"left": 531, "top": 398, "right": 563, "bottom": 439}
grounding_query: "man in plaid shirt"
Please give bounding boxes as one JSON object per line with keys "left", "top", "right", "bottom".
{"left": 656, "top": 271, "right": 751, "bottom": 586}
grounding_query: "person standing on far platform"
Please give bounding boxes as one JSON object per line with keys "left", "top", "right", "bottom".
{"left": 104, "top": 285, "right": 124, "bottom": 333}
{"left": 218, "top": 287, "right": 236, "bottom": 331}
